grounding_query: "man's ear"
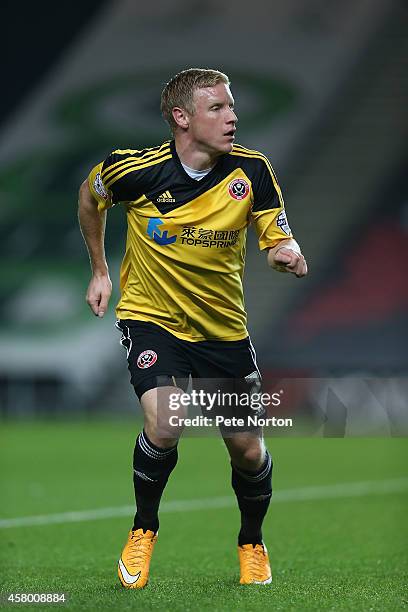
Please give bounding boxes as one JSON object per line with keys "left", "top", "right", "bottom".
{"left": 172, "top": 107, "right": 190, "bottom": 130}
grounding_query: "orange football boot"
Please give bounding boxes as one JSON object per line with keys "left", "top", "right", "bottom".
{"left": 238, "top": 542, "right": 272, "bottom": 585}
{"left": 118, "top": 529, "right": 157, "bottom": 589}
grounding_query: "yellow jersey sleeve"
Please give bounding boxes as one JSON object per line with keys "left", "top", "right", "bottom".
{"left": 88, "top": 162, "right": 114, "bottom": 212}
{"left": 251, "top": 207, "right": 293, "bottom": 250}
{"left": 250, "top": 156, "right": 293, "bottom": 249}
{"left": 87, "top": 144, "right": 173, "bottom": 213}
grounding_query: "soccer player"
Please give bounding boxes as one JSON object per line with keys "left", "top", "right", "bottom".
{"left": 78, "top": 68, "right": 307, "bottom": 588}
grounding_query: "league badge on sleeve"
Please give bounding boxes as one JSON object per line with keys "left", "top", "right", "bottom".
{"left": 93, "top": 172, "right": 109, "bottom": 200}
{"left": 276, "top": 210, "right": 291, "bottom": 235}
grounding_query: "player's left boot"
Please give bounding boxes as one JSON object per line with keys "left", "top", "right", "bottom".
{"left": 238, "top": 542, "right": 272, "bottom": 585}
{"left": 118, "top": 528, "right": 157, "bottom": 589}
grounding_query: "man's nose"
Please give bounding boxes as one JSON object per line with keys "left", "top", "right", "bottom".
{"left": 228, "top": 108, "right": 238, "bottom": 123}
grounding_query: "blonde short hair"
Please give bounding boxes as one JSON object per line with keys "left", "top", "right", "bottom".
{"left": 160, "top": 68, "right": 230, "bottom": 133}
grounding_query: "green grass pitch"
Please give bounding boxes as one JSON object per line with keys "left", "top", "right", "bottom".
{"left": 1, "top": 421, "right": 407, "bottom": 610}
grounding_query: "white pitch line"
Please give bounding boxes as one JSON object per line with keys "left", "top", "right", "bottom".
{"left": 0, "top": 477, "right": 407, "bottom": 530}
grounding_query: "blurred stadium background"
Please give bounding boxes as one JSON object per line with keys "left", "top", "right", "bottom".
{"left": 0, "top": 0, "right": 407, "bottom": 423}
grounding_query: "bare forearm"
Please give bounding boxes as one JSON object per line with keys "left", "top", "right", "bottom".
{"left": 78, "top": 180, "right": 109, "bottom": 275}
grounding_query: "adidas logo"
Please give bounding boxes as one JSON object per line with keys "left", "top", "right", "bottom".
{"left": 157, "top": 190, "right": 175, "bottom": 203}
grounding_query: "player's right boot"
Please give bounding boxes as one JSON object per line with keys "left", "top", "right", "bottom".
{"left": 118, "top": 528, "right": 157, "bottom": 589}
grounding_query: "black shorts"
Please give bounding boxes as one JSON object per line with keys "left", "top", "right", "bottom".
{"left": 115, "top": 319, "right": 261, "bottom": 401}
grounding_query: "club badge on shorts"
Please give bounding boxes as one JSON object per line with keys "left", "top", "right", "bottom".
{"left": 228, "top": 178, "right": 250, "bottom": 201}
{"left": 137, "top": 350, "right": 158, "bottom": 369}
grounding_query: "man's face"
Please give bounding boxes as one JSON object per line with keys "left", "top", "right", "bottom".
{"left": 186, "top": 82, "right": 238, "bottom": 155}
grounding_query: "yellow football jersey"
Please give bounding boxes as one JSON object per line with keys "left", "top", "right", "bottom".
{"left": 88, "top": 140, "right": 292, "bottom": 341}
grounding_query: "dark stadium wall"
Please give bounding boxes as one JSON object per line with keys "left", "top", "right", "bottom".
{"left": 283, "top": 161, "right": 408, "bottom": 371}
{"left": 1, "top": 0, "right": 109, "bottom": 126}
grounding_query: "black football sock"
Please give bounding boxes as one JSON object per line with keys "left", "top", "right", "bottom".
{"left": 231, "top": 451, "right": 273, "bottom": 546}
{"left": 132, "top": 429, "right": 178, "bottom": 533}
